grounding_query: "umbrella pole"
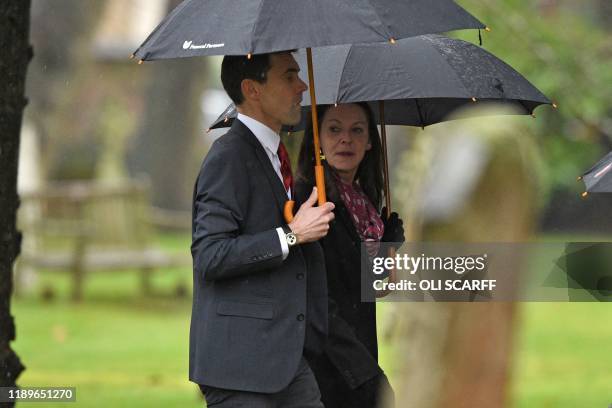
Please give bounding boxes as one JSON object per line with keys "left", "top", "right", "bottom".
{"left": 377, "top": 100, "right": 397, "bottom": 298}
{"left": 283, "top": 48, "right": 326, "bottom": 223}
{"left": 380, "top": 101, "right": 391, "bottom": 217}
{"left": 307, "top": 47, "right": 327, "bottom": 206}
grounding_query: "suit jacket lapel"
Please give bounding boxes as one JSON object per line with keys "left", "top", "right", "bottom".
{"left": 233, "top": 120, "right": 289, "bottom": 214}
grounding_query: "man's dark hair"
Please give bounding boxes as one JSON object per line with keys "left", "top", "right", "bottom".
{"left": 221, "top": 51, "right": 296, "bottom": 105}
{"left": 221, "top": 54, "right": 272, "bottom": 105}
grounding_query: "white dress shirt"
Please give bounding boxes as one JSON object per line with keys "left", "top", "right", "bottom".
{"left": 237, "top": 113, "right": 291, "bottom": 259}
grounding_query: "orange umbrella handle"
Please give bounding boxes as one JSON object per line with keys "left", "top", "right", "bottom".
{"left": 284, "top": 48, "right": 327, "bottom": 224}
{"left": 307, "top": 48, "right": 326, "bottom": 205}
{"left": 283, "top": 165, "right": 326, "bottom": 223}
{"left": 314, "top": 165, "right": 326, "bottom": 205}
{"left": 283, "top": 200, "right": 295, "bottom": 223}
{"left": 283, "top": 165, "right": 325, "bottom": 223}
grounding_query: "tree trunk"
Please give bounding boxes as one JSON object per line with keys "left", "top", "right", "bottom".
{"left": 127, "top": 0, "right": 207, "bottom": 211}
{"left": 127, "top": 58, "right": 207, "bottom": 210}
{"left": 598, "top": 0, "right": 612, "bottom": 30}
{"left": 389, "top": 112, "right": 538, "bottom": 408}
{"left": 26, "top": 0, "right": 106, "bottom": 180}
{"left": 0, "top": 1, "right": 31, "bottom": 404}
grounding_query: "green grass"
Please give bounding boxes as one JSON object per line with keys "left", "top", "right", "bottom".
{"left": 375, "top": 302, "right": 612, "bottom": 408}
{"left": 13, "top": 296, "right": 201, "bottom": 408}
{"left": 12, "top": 233, "right": 201, "bottom": 408}
{"left": 10, "top": 233, "right": 612, "bottom": 407}
{"left": 510, "top": 303, "right": 612, "bottom": 407}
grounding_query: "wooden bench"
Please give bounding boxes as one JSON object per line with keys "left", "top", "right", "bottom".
{"left": 16, "top": 179, "right": 192, "bottom": 301}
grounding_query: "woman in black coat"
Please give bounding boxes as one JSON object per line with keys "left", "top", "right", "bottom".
{"left": 294, "top": 103, "right": 405, "bottom": 408}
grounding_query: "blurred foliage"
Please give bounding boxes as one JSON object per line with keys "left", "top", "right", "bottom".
{"left": 454, "top": 0, "right": 612, "bottom": 192}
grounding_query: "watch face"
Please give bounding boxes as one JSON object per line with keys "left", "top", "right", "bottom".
{"left": 287, "top": 233, "right": 297, "bottom": 246}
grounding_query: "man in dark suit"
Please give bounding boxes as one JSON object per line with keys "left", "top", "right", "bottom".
{"left": 190, "top": 51, "right": 335, "bottom": 407}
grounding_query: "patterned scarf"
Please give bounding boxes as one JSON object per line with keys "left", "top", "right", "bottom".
{"left": 333, "top": 171, "right": 384, "bottom": 256}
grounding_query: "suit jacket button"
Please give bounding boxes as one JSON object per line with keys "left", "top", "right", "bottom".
{"left": 296, "top": 314, "right": 304, "bottom": 321}
{"left": 296, "top": 273, "right": 304, "bottom": 280}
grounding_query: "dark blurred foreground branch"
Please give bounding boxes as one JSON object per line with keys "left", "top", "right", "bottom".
{"left": 0, "top": 1, "right": 31, "bottom": 404}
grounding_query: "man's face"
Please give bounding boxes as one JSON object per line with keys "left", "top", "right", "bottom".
{"left": 255, "top": 53, "right": 308, "bottom": 130}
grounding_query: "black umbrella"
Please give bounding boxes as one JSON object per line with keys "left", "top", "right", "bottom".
{"left": 207, "top": 34, "right": 552, "bottom": 218}
{"left": 133, "top": 0, "right": 484, "bottom": 60}
{"left": 133, "top": 0, "right": 485, "bottom": 211}
{"left": 210, "top": 35, "right": 551, "bottom": 130}
{"left": 207, "top": 102, "right": 304, "bottom": 134}
{"left": 579, "top": 151, "right": 612, "bottom": 196}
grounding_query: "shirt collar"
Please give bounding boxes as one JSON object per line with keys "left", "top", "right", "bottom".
{"left": 237, "top": 113, "right": 280, "bottom": 154}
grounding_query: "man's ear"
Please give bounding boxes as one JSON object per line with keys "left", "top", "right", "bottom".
{"left": 241, "top": 79, "right": 260, "bottom": 102}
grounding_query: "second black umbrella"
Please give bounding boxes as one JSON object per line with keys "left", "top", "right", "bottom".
{"left": 580, "top": 151, "right": 612, "bottom": 195}
{"left": 211, "top": 35, "right": 551, "bottom": 129}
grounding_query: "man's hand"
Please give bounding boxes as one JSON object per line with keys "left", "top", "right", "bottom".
{"left": 288, "top": 187, "right": 335, "bottom": 244}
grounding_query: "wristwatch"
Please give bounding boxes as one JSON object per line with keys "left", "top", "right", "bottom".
{"left": 282, "top": 226, "right": 298, "bottom": 247}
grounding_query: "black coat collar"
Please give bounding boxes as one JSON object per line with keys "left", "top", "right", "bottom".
{"left": 333, "top": 199, "right": 362, "bottom": 247}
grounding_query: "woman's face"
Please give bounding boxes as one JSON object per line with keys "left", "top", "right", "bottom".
{"left": 319, "top": 104, "right": 372, "bottom": 183}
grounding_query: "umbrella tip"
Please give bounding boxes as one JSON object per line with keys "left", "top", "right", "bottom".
{"left": 138, "top": 59, "right": 144, "bottom": 65}
{"left": 129, "top": 53, "right": 135, "bottom": 60}
{"left": 485, "top": 26, "right": 492, "bottom": 32}
{"left": 577, "top": 176, "right": 583, "bottom": 181}
{"left": 247, "top": 53, "right": 252, "bottom": 59}
{"left": 206, "top": 128, "right": 211, "bottom": 134}
{"left": 552, "top": 102, "right": 558, "bottom": 109}
{"left": 389, "top": 38, "right": 396, "bottom": 44}
{"left": 471, "top": 97, "right": 477, "bottom": 102}
{"left": 581, "top": 191, "right": 588, "bottom": 198}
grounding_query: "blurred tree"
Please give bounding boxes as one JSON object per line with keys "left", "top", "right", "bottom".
{"left": 599, "top": 0, "right": 612, "bottom": 27}
{"left": 127, "top": 0, "right": 208, "bottom": 211}
{"left": 26, "top": 0, "right": 107, "bottom": 180}
{"left": 389, "top": 110, "right": 540, "bottom": 408}
{"left": 454, "top": 0, "right": 612, "bottom": 195}
{"left": 0, "top": 0, "right": 30, "bottom": 401}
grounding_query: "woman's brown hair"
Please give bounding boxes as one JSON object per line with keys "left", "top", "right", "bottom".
{"left": 294, "top": 103, "right": 384, "bottom": 209}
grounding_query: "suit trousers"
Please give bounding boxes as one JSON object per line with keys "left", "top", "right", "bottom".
{"left": 199, "top": 357, "right": 324, "bottom": 408}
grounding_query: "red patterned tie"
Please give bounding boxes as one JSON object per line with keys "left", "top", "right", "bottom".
{"left": 277, "top": 142, "right": 293, "bottom": 193}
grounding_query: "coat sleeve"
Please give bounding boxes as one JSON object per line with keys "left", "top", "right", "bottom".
{"left": 191, "top": 143, "right": 284, "bottom": 282}
{"left": 324, "top": 298, "right": 382, "bottom": 389}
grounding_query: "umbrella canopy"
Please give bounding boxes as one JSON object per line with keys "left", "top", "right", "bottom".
{"left": 209, "top": 34, "right": 551, "bottom": 130}
{"left": 206, "top": 103, "right": 302, "bottom": 133}
{"left": 581, "top": 151, "right": 612, "bottom": 193}
{"left": 133, "top": 0, "right": 484, "bottom": 60}
{"left": 134, "top": 0, "right": 486, "bottom": 209}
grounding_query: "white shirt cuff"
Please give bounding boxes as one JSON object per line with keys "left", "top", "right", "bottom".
{"left": 276, "top": 227, "right": 289, "bottom": 260}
